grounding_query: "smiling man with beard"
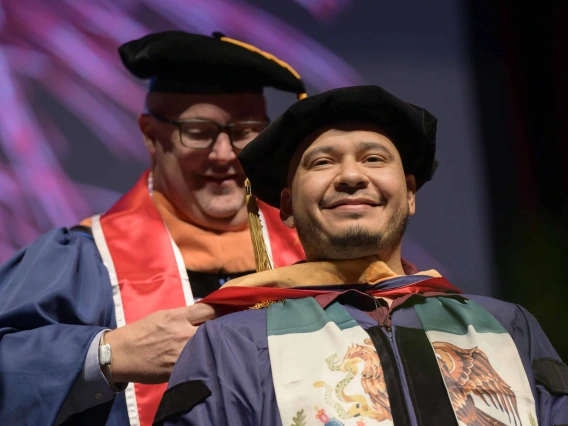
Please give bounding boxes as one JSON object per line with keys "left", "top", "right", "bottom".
{"left": 156, "top": 86, "right": 568, "bottom": 426}
{"left": 288, "top": 123, "right": 412, "bottom": 266}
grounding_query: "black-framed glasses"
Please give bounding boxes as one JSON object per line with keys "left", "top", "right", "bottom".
{"left": 148, "top": 112, "right": 269, "bottom": 150}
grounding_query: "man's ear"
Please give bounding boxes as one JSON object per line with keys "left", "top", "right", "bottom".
{"left": 406, "top": 174, "right": 417, "bottom": 216}
{"left": 138, "top": 114, "right": 156, "bottom": 164}
{"left": 279, "top": 187, "right": 296, "bottom": 229}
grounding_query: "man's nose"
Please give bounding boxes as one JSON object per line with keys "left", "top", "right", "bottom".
{"left": 208, "top": 132, "right": 237, "bottom": 164}
{"left": 334, "top": 159, "right": 369, "bottom": 191}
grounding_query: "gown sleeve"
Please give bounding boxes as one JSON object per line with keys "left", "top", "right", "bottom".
{"left": 513, "top": 305, "right": 568, "bottom": 425}
{"left": 155, "top": 310, "right": 280, "bottom": 426}
{"left": 0, "top": 227, "right": 115, "bottom": 425}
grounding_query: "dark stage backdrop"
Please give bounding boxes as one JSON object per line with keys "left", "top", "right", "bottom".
{"left": 0, "top": 0, "right": 496, "bottom": 295}
{"left": 466, "top": 0, "right": 568, "bottom": 359}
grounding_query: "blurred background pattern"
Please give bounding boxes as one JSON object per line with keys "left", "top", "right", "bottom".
{"left": 0, "top": 0, "right": 565, "bottom": 358}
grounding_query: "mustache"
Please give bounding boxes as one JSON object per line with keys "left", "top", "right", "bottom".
{"left": 319, "top": 192, "right": 386, "bottom": 209}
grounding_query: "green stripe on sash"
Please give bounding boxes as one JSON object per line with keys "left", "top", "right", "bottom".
{"left": 267, "top": 298, "right": 358, "bottom": 336}
{"left": 415, "top": 297, "right": 507, "bottom": 335}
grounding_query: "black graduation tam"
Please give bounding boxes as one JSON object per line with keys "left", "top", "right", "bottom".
{"left": 119, "top": 31, "right": 306, "bottom": 96}
{"left": 238, "top": 85, "right": 438, "bottom": 208}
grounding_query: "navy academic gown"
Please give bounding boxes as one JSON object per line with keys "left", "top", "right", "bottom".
{"left": 0, "top": 224, "right": 255, "bottom": 426}
{"left": 0, "top": 228, "right": 130, "bottom": 425}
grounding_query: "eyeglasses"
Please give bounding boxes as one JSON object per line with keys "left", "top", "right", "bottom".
{"left": 148, "top": 112, "right": 269, "bottom": 150}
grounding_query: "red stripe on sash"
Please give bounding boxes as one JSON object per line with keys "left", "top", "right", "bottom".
{"left": 100, "top": 171, "right": 186, "bottom": 426}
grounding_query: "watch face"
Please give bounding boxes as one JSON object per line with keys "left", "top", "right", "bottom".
{"left": 99, "top": 344, "right": 112, "bottom": 365}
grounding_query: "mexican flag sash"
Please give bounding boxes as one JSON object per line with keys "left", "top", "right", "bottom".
{"left": 268, "top": 298, "right": 394, "bottom": 426}
{"left": 266, "top": 296, "right": 537, "bottom": 426}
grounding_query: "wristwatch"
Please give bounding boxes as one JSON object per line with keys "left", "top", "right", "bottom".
{"left": 98, "top": 331, "right": 127, "bottom": 393}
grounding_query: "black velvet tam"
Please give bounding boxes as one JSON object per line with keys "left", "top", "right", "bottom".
{"left": 238, "top": 85, "right": 438, "bottom": 207}
{"left": 119, "top": 31, "right": 305, "bottom": 95}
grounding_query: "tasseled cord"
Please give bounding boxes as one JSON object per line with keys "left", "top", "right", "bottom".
{"left": 221, "top": 35, "right": 307, "bottom": 270}
{"left": 244, "top": 91, "right": 305, "bottom": 272}
{"left": 245, "top": 179, "right": 273, "bottom": 272}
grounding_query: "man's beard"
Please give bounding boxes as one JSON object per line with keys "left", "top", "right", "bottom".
{"left": 295, "top": 203, "right": 411, "bottom": 260}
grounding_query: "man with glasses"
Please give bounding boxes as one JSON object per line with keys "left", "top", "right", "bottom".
{"left": 0, "top": 31, "right": 306, "bottom": 426}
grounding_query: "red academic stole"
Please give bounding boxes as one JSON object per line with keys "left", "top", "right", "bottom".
{"left": 90, "top": 170, "right": 305, "bottom": 426}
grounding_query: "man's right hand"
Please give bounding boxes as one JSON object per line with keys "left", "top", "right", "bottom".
{"left": 104, "top": 303, "right": 217, "bottom": 384}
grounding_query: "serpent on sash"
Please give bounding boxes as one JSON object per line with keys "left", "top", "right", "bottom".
{"left": 313, "top": 354, "right": 371, "bottom": 419}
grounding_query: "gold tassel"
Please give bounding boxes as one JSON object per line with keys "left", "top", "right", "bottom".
{"left": 245, "top": 179, "right": 273, "bottom": 272}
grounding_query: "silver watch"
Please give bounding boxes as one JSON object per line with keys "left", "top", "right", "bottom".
{"left": 98, "top": 331, "right": 124, "bottom": 393}
{"left": 98, "top": 338, "right": 112, "bottom": 366}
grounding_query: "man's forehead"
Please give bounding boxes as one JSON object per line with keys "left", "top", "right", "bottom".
{"left": 305, "top": 126, "right": 395, "bottom": 152}
{"left": 146, "top": 92, "right": 267, "bottom": 117}
{"left": 287, "top": 123, "right": 397, "bottom": 180}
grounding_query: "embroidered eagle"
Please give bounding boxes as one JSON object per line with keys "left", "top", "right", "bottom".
{"left": 433, "top": 342, "right": 522, "bottom": 426}
{"left": 347, "top": 338, "right": 392, "bottom": 422}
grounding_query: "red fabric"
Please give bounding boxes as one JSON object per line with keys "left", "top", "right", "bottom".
{"left": 257, "top": 199, "right": 305, "bottom": 267}
{"left": 100, "top": 171, "right": 184, "bottom": 426}
{"left": 199, "top": 276, "right": 461, "bottom": 317}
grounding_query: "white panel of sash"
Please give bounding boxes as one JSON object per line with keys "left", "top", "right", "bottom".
{"left": 91, "top": 214, "right": 140, "bottom": 426}
{"left": 165, "top": 227, "right": 194, "bottom": 306}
